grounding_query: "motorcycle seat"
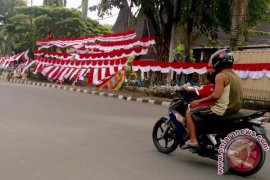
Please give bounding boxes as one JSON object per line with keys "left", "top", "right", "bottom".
{"left": 192, "top": 110, "right": 266, "bottom": 124}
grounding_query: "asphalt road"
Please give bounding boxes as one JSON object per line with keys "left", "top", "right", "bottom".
{"left": 0, "top": 81, "right": 269, "bottom": 180}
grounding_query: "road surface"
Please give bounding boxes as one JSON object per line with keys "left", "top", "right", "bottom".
{"left": 0, "top": 81, "right": 269, "bottom": 180}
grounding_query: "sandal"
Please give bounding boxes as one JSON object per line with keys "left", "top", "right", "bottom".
{"left": 181, "top": 140, "right": 199, "bottom": 150}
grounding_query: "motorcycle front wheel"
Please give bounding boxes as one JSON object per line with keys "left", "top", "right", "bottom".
{"left": 152, "top": 117, "right": 179, "bottom": 154}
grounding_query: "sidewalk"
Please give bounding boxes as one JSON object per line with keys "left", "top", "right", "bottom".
{"left": 2, "top": 78, "right": 270, "bottom": 120}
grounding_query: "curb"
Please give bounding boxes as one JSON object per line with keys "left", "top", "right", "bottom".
{"left": 2, "top": 78, "right": 270, "bottom": 123}
{"left": 3, "top": 78, "right": 171, "bottom": 108}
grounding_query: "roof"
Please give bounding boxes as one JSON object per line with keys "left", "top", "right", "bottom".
{"left": 194, "top": 23, "right": 270, "bottom": 48}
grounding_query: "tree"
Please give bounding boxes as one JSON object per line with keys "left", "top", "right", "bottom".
{"left": 97, "top": 0, "right": 270, "bottom": 61}
{"left": 245, "top": 0, "right": 270, "bottom": 38}
{"left": 81, "top": 0, "right": 89, "bottom": 22}
{"left": 81, "top": 0, "right": 89, "bottom": 36}
{"left": 177, "top": 0, "right": 220, "bottom": 61}
{"left": 0, "top": 6, "right": 111, "bottom": 56}
{"left": 230, "top": 0, "right": 249, "bottom": 50}
{"left": 0, "top": 0, "right": 26, "bottom": 55}
{"left": 0, "top": 29, "right": 16, "bottom": 56}
{"left": 96, "top": 0, "right": 175, "bottom": 61}
{"left": 216, "top": 0, "right": 270, "bottom": 49}
{"left": 85, "top": 19, "right": 112, "bottom": 35}
{"left": 43, "top": 0, "right": 67, "bottom": 7}
{"left": 97, "top": 0, "right": 221, "bottom": 62}
{"left": 0, "top": 0, "right": 26, "bottom": 27}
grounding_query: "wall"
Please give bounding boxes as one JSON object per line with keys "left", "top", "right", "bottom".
{"left": 234, "top": 50, "right": 270, "bottom": 101}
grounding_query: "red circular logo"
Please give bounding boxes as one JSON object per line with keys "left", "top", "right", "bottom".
{"left": 225, "top": 137, "right": 262, "bottom": 172}
{"left": 218, "top": 53, "right": 225, "bottom": 59}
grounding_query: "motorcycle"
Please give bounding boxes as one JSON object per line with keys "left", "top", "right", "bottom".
{"left": 152, "top": 89, "right": 270, "bottom": 176}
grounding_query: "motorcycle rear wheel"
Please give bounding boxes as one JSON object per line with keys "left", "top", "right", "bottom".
{"left": 224, "top": 135, "right": 266, "bottom": 176}
{"left": 152, "top": 117, "right": 179, "bottom": 154}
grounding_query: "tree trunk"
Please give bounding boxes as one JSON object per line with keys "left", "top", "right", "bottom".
{"left": 230, "top": 0, "right": 249, "bottom": 50}
{"left": 156, "top": 22, "right": 173, "bottom": 62}
{"left": 63, "top": 0, "right": 66, "bottom": 7}
{"left": 178, "top": 0, "right": 197, "bottom": 62}
{"left": 167, "top": 22, "right": 181, "bottom": 81}
{"left": 81, "top": 0, "right": 88, "bottom": 36}
{"left": 168, "top": 0, "right": 181, "bottom": 63}
{"left": 167, "top": 22, "right": 181, "bottom": 80}
{"left": 180, "top": 24, "right": 191, "bottom": 62}
{"left": 82, "top": 0, "right": 88, "bottom": 22}
{"left": 112, "top": 0, "right": 132, "bottom": 33}
{"left": 43, "top": 0, "right": 65, "bottom": 6}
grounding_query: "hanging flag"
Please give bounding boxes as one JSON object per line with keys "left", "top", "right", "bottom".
{"left": 22, "top": 50, "right": 29, "bottom": 62}
{"left": 11, "top": 51, "right": 27, "bottom": 61}
{"left": 0, "top": 50, "right": 30, "bottom": 69}
{"left": 96, "top": 68, "right": 126, "bottom": 91}
{"left": 113, "top": 69, "right": 126, "bottom": 91}
{"left": 21, "top": 60, "right": 35, "bottom": 75}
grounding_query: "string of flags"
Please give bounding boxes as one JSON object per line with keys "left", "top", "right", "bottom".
{"left": 132, "top": 60, "right": 270, "bottom": 79}
{"left": 2, "top": 30, "right": 268, "bottom": 93}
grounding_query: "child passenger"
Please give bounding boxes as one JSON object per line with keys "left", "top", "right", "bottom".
{"left": 177, "top": 70, "right": 216, "bottom": 124}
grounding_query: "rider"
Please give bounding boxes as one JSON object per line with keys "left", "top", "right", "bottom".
{"left": 182, "top": 49, "right": 243, "bottom": 149}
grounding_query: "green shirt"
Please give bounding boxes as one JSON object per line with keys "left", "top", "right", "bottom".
{"left": 211, "top": 69, "right": 243, "bottom": 116}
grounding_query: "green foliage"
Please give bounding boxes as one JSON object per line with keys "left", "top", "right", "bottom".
{"left": 128, "top": 71, "right": 138, "bottom": 80}
{"left": 93, "top": 0, "right": 126, "bottom": 18}
{"left": 214, "top": 0, "right": 270, "bottom": 35}
{"left": 247, "top": 29, "right": 270, "bottom": 36}
{"left": 127, "top": 56, "right": 135, "bottom": 68}
{"left": 248, "top": 0, "right": 270, "bottom": 25}
{"left": 97, "top": 0, "right": 224, "bottom": 61}
{"left": 0, "top": 0, "right": 26, "bottom": 26}
{"left": 173, "top": 43, "right": 195, "bottom": 62}
{"left": 214, "top": 0, "right": 231, "bottom": 33}
{"left": 85, "top": 19, "right": 112, "bottom": 36}
{"left": 0, "top": 29, "right": 15, "bottom": 56}
{"left": 141, "top": 78, "right": 151, "bottom": 87}
{"left": 126, "top": 55, "right": 136, "bottom": 80}
{"left": 0, "top": 6, "right": 112, "bottom": 56}
{"left": 43, "top": 0, "right": 66, "bottom": 7}
{"left": 0, "top": 1, "right": 26, "bottom": 55}
{"left": 97, "top": 0, "right": 175, "bottom": 61}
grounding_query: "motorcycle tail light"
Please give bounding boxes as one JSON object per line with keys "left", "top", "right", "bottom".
{"left": 250, "top": 117, "right": 269, "bottom": 126}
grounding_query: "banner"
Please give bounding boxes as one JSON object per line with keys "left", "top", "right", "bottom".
{"left": 36, "top": 30, "right": 137, "bottom": 49}
{"left": 0, "top": 51, "right": 29, "bottom": 68}
{"left": 96, "top": 69, "right": 126, "bottom": 91}
{"left": 132, "top": 60, "right": 270, "bottom": 79}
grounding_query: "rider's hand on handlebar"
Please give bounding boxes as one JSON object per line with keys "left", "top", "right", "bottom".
{"left": 182, "top": 85, "right": 196, "bottom": 92}
{"left": 173, "top": 85, "right": 182, "bottom": 91}
{"left": 182, "top": 86, "right": 190, "bottom": 91}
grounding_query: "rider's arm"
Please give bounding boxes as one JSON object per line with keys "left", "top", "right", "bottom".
{"left": 190, "top": 73, "right": 228, "bottom": 107}
{"left": 182, "top": 86, "right": 196, "bottom": 92}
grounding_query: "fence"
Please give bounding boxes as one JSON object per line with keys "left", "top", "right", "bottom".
{"left": 234, "top": 50, "right": 270, "bottom": 102}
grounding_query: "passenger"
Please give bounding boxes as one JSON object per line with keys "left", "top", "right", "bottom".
{"left": 182, "top": 49, "right": 243, "bottom": 149}
{"left": 177, "top": 70, "right": 216, "bottom": 125}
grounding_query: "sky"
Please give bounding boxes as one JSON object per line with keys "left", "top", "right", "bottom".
{"left": 26, "top": 0, "right": 119, "bottom": 25}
